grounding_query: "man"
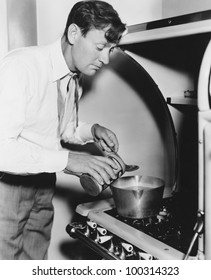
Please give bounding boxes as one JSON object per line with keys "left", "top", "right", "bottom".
{"left": 0, "top": 0, "right": 126, "bottom": 259}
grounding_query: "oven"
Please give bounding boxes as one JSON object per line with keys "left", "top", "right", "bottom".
{"left": 65, "top": 10, "right": 211, "bottom": 260}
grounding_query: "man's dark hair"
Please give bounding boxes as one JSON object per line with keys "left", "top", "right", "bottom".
{"left": 64, "top": 0, "right": 126, "bottom": 44}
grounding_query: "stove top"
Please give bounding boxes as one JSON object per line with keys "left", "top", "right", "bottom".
{"left": 103, "top": 207, "right": 192, "bottom": 254}
{"left": 67, "top": 196, "right": 198, "bottom": 260}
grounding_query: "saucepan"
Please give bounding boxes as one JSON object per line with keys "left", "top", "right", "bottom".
{"left": 110, "top": 175, "right": 165, "bottom": 219}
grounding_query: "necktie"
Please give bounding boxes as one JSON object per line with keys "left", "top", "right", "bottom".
{"left": 67, "top": 74, "right": 79, "bottom": 128}
{"left": 57, "top": 73, "right": 79, "bottom": 139}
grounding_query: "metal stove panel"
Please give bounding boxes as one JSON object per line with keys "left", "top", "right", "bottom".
{"left": 88, "top": 209, "right": 185, "bottom": 260}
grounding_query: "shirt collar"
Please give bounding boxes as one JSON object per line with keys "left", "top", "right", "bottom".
{"left": 50, "top": 38, "right": 70, "bottom": 82}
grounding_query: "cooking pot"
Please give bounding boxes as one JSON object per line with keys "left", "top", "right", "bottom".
{"left": 110, "top": 175, "right": 165, "bottom": 219}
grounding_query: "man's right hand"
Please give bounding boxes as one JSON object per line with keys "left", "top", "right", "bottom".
{"left": 65, "top": 152, "right": 118, "bottom": 185}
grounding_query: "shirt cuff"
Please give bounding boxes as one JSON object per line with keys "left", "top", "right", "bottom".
{"left": 41, "top": 149, "right": 69, "bottom": 172}
{"left": 75, "top": 122, "right": 94, "bottom": 143}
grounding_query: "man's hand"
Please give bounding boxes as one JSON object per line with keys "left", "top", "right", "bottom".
{"left": 91, "top": 123, "right": 119, "bottom": 153}
{"left": 65, "top": 152, "right": 118, "bottom": 185}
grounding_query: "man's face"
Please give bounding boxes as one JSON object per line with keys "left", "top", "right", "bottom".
{"left": 70, "top": 27, "right": 116, "bottom": 76}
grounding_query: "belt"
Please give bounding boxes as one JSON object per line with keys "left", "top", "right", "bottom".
{"left": 0, "top": 172, "right": 56, "bottom": 186}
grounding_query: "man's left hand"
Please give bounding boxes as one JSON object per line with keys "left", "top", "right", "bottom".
{"left": 91, "top": 123, "right": 119, "bottom": 153}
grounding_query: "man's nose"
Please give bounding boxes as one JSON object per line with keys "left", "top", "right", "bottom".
{"left": 99, "top": 49, "right": 110, "bottom": 65}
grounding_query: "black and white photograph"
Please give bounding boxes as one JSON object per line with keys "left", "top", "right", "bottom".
{"left": 0, "top": 0, "right": 211, "bottom": 278}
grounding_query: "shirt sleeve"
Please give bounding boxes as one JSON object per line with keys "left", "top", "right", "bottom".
{"left": 61, "top": 120, "right": 94, "bottom": 145}
{"left": 75, "top": 121, "right": 94, "bottom": 143}
{"left": 0, "top": 55, "right": 69, "bottom": 174}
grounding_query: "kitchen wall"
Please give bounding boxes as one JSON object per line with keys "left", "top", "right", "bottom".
{"left": 36, "top": 0, "right": 162, "bottom": 45}
{"left": 0, "top": 0, "right": 37, "bottom": 59}
{"left": 0, "top": 0, "right": 8, "bottom": 59}
{"left": 2, "top": 0, "right": 211, "bottom": 59}
{"left": 7, "top": 0, "right": 37, "bottom": 50}
{"left": 162, "top": 0, "right": 211, "bottom": 18}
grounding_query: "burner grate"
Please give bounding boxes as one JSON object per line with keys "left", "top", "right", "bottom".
{"left": 104, "top": 198, "right": 197, "bottom": 255}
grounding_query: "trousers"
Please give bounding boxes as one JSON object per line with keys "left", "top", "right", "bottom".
{"left": 0, "top": 172, "right": 56, "bottom": 260}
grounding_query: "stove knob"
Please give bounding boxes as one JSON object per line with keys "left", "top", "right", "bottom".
{"left": 107, "top": 239, "right": 115, "bottom": 253}
{"left": 113, "top": 245, "right": 121, "bottom": 257}
{"left": 118, "top": 247, "right": 126, "bottom": 260}
{"left": 98, "top": 235, "right": 113, "bottom": 244}
{"left": 70, "top": 222, "right": 91, "bottom": 237}
{"left": 87, "top": 220, "right": 97, "bottom": 229}
{"left": 138, "top": 252, "right": 153, "bottom": 260}
{"left": 83, "top": 226, "right": 90, "bottom": 237}
{"left": 157, "top": 214, "right": 165, "bottom": 223}
{"left": 121, "top": 242, "right": 133, "bottom": 253}
{"left": 159, "top": 210, "right": 168, "bottom": 216}
{"left": 66, "top": 223, "right": 88, "bottom": 237}
{"left": 97, "top": 227, "right": 107, "bottom": 235}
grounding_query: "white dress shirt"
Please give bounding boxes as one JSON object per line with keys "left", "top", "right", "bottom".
{"left": 0, "top": 39, "right": 93, "bottom": 174}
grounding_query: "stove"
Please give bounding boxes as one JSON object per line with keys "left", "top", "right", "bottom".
{"left": 66, "top": 195, "right": 202, "bottom": 260}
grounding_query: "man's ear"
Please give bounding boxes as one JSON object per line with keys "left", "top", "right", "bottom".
{"left": 67, "top": 24, "right": 80, "bottom": 44}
